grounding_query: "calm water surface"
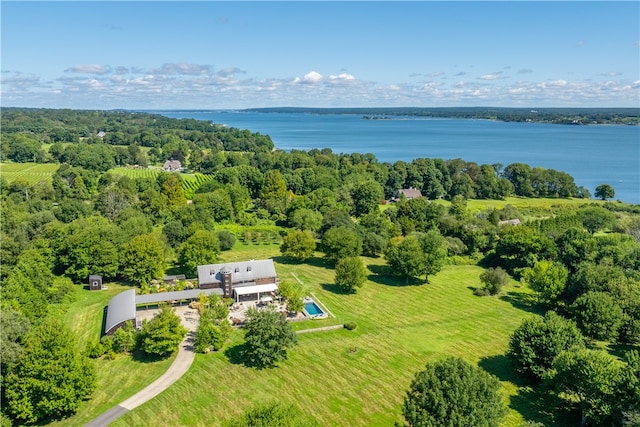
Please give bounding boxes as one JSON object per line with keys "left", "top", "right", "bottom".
{"left": 160, "top": 111, "right": 639, "bottom": 204}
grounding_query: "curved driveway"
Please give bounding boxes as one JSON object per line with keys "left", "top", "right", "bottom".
{"left": 85, "top": 307, "right": 199, "bottom": 426}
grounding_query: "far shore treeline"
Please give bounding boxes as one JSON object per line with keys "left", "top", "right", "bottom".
{"left": 242, "top": 106, "right": 640, "bottom": 125}
{"left": 1, "top": 107, "right": 623, "bottom": 201}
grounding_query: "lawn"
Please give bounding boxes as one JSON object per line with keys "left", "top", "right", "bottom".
{"left": 72, "top": 247, "right": 540, "bottom": 427}
{"left": 49, "top": 283, "right": 177, "bottom": 427}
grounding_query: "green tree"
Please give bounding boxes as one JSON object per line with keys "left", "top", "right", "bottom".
{"left": 216, "top": 230, "right": 237, "bottom": 251}
{"left": 479, "top": 266, "right": 509, "bottom": 295}
{"left": 385, "top": 235, "right": 426, "bottom": 282}
{"left": 195, "top": 295, "right": 231, "bottom": 353}
{"left": 577, "top": 206, "right": 616, "bottom": 234}
{"left": 594, "top": 184, "right": 615, "bottom": 200}
{"left": 288, "top": 207, "right": 323, "bottom": 233}
{"left": 322, "top": 226, "right": 362, "bottom": 265}
{"left": 280, "top": 229, "right": 316, "bottom": 262}
{"left": 522, "top": 260, "right": 569, "bottom": 306}
{"left": 334, "top": 257, "right": 367, "bottom": 293}
{"left": 277, "top": 280, "right": 304, "bottom": 313}
{"left": 120, "top": 233, "right": 165, "bottom": 286}
{"left": 547, "top": 348, "right": 622, "bottom": 426}
{"left": 195, "top": 318, "right": 230, "bottom": 353}
{"left": 241, "top": 307, "right": 297, "bottom": 369}
{"left": 403, "top": 357, "right": 505, "bottom": 427}
{"left": 350, "top": 180, "right": 384, "bottom": 217}
{"left": 418, "top": 229, "right": 447, "bottom": 283}
{"left": 0, "top": 307, "right": 30, "bottom": 373}
{"left": 178, "top": 230, "right": 220, "bottom": 276}
{"left": 508, "top": 311, "right": 585, "bottom": 381}
{"left": 4, "top": 319, "right": 96, "bottom": 424}
{"left": 570, "top": 291, "right": 625, "bottom": 341}
{"left": 160, "top": 173, "right": 187, "bottom": 209}
{"left": 138, "top": 305, "right": 187, "bottom": 357}
{"left": 112, "top": 321, "right": 137, "bottom": 354}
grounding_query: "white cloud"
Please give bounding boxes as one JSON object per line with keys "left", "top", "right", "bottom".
{"left": 65, "top": 64, "right": 111, "bottom": 74}
{"left": 3, "top": 61, "right": 639, "bottom": 109}
{"left": 478, "top": 73, "right": 503, "bottom": 81}
{"left": 302, "top": 71, "right": 323, "bottom": 83}
{"left": 329, "top": 73, "right": 355, "bottom": 81}
{"left": 154, "top": 63, "right": 211, "bottom": 75}
{"left": 517, "top": 68, "right": 533, "bottom": 74}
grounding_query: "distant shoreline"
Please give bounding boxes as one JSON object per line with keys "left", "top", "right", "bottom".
{"left": 240, "top": 107, "right": 640, "bottom": 126}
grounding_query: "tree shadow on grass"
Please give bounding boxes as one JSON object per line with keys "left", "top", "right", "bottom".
{"left": 224, "top": 342, "right": 247, "bottom": 366}
{"left": 272, "top": 255, "right": 330, "bottom": 269}
{"left": 499, "top": 291, "right": 546, "bottom": 315}
{"left": 320, "top": 283, "right": 353, "bottom": 295}
{"left": 131, "top": 349, "right": 171, "bottom": 364}
{"left": 366, "top": 264, "right": 425, "bottom": 287}
{"left": 479, "top": 354, "right": 575, "bottom": 426}
{"left": 479, "top": 354, "right": 530, "bottom": 388}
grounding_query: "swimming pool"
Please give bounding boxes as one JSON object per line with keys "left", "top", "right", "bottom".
{"left": 303, "top": 299, "right": 325, "bottom": 318}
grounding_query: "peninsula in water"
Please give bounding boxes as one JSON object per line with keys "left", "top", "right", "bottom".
{"left": 243, "top": 107, "right": 640, "bottom": 126}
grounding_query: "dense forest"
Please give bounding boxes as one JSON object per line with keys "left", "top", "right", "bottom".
{"left": 244, "top": 106, "right": 640, "bottom": 125}
{"left": 0, "top": 108, "right": 638, "bottom": 426}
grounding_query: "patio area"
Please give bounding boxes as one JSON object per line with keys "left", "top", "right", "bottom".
{"left": 228, "top": 299, "right": 305, "bottom": 325}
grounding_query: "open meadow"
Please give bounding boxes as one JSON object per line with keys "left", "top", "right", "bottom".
{"left": 55, "top": 243, "right": 543, "bottom": 426}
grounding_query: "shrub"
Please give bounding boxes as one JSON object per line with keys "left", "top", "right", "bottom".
{"left": 216, "top": 230, "right": 236, "bottom": 251}
{"left": 344, "top": 322, "right": 357, "bottom": 331}
{"left": 479, "top": 266, "right": 510, "bottom": 295}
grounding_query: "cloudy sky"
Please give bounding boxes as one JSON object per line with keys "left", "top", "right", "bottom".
{"left": 2, "top": 1, "right": 639, "bottom": 109}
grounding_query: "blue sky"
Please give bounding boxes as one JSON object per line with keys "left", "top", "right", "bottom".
{"left": 2, "top": 1, "right": 639, "bottom": 109}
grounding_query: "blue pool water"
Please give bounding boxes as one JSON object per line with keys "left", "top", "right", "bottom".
{"left": 304, "top": 301, "right": 324, "bottom": 317}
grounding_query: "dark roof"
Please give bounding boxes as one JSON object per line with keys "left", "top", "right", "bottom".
{"left": 197, "top": 259, "right": 277, "bottom": 286}
{"left": 398, "top": 188, "right": 422, "bottom": 199}
{"left": 89, "top": 275, "right": 102, "bottom": 280}
{"left": 135, "top": 288, "right": 222, "bottom": 305}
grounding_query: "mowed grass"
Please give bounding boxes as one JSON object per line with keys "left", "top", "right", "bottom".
{"left": 102, "top": 247, "right": 539, "bottom": 427}
{"left": 0, "top": 162, "right": 58, "bottom": 184}
{"left": 50, "top": 283, "right": 176, "bottom": 427}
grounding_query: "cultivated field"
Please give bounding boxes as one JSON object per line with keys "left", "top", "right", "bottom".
{"left": 0, "top": 163, "right": 214, "bottom": 198}
{"left": 0, "top": 162, "right": 59, "bottom": 184}
{"left": 55, "top": 244, "right": 543, "bottom": 427}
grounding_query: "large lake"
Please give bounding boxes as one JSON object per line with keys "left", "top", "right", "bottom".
{"left": 159, "top": 111, "right": 639, "bottom": 204}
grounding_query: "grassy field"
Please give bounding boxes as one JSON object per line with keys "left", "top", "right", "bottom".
{"left": 53, "top": 242, "right": 544, "bottom": 427}
{"left": 0, "top": 162, "right": 59, "bottom": 184}
{"left": 49, "top": 283, "right": 176, "bottom": 427}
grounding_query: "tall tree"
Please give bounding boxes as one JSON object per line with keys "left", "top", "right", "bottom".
{"left": 178, "top": 230, "right": 220, "bottom": 276}
{"left": 522, "top": 260, "right": 569, "bottom": 306}
{"left": 334, "top": 257, "right": 367, "bottom": 293}
{"left": 594, "top": 184, "right": 615, "bottom": 200}
{"left": 241, "top": 307, "right": 297, "bottom": 369}
{"left": 385, "top": 235, "right": 427, "bottom": 283}
{"left": 548, "top": 348, "right": 622, "bottom": 426}
{"left": 321, "top": 226, "right": 362, "bottom": 265}
{"left": 508, "top": 311, "right": 585, "bottom": 381}
{"left": 4, "top": 319, "right": 96, "bottom": 424}
{"left": 570, "top": 291, "right": 625, "bottom": 341}
{"left": 403, "top": 357, "right": 505, "bottom": 427}
{"left": 418, "top": 229, "right": 447, "bottom": 283}
{"left": 350, "top": 180, "right": 384, "bottom": 217}
{"left": 138, "top": 305, "right": 187, "bottom": 357}
{"left": 120, "top": 233, "right": 165, "bottom": 286}
{"left": 280, "top": 229, "right": 316, "bottom": 262}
